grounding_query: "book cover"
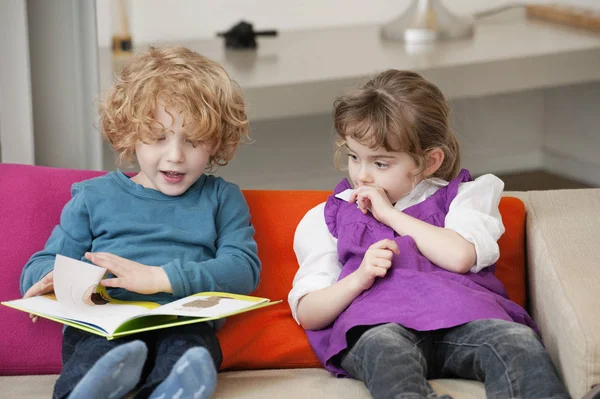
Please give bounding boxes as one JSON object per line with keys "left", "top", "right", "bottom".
{"left": 2, "top": 255, "right": 280, "bottom": 340}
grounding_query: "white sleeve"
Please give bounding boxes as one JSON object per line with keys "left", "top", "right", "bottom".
{"left": 287, "top": 202, "right": 342, "bottom": 323}
{"left": 445, "top": 174, "right": 506, "bottom": 273}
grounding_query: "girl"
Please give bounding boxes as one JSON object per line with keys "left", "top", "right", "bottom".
{"left": 20, "top": 46, "right": 260, "bottom": 399}
{"left": 288, "top": 70, "right": 569, "bottom": 399}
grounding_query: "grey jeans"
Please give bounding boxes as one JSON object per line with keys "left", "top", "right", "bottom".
{"left": 339, "top": 319, "right": 570, "bottom": 399}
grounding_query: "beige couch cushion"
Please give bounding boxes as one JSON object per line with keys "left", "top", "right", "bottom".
{"left": 216, "top": 369, "right": 486, "bottom": 399}
{"left": 524, "top": 188, "right": 600, "bottom": 398}
{"left": 0, "top": 371, "right": 486, "bottom": 399}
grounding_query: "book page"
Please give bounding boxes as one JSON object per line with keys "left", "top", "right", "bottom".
{"left": 53, "top": 254, "right": 107, "bottom": 313}
{"left": 47, "top": 255, "right": 157, "bottom": 333}
{"left": 147, "top": 293, "right": 269, "bottom": 318}
{"left": 6, "top": 294, "right": 68, "bottom": 320}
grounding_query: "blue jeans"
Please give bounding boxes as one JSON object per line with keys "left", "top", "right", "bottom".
{"left": 53, "top": 322, "right": 222, "bottom": 399}
{"left": 339, "top": 319, "right": 570, "bottom": 399}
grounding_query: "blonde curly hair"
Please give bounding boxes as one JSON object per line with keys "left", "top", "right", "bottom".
{"left": 99, "top": 46, "right": 248, "bottom": 170}
{"left": 333, "top": 70, "right": 460, "bottom": 181}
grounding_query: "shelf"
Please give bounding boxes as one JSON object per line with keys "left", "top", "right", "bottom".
{"left": 98, "top": 9, "right": 600, "bottom": 121}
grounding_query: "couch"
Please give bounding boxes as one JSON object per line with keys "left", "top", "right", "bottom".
{"left": 0, "top": 163, "right": 599, "bottom": 399}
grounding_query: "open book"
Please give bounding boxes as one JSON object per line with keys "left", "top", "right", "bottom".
{"left": 2, "top": 255, "right": 280, "bottom": 340}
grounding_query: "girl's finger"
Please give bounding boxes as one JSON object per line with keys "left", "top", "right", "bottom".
{"left": 383, "top": 241, "right": 399, "bottom": 255}
{"left": 358, "top": 197, "right": 369, "bottom": 214}
{"left": 372, "top": 267, "right": 387, "bottom": 278}
{"left": 370, "top": 239, "right": 400, "bottom": 254}
{"left": 349, "top": 191, "right": 358, "bottom": 204}
{"left": 374, "top": 258, "right": 392, "bottom": 269}
{"left": 372, "top": 249, "right": 395, "bottom": 261}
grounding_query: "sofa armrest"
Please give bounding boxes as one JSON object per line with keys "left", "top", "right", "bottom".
{"left": 523, "top": 189, "right": 600, "bottom": 399}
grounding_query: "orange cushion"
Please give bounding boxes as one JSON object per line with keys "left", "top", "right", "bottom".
{"left": 217, "top": 192, "right": 527, "bottom": 371}
{"left": 496, "top": 197, "right": 527, "bottom": 309}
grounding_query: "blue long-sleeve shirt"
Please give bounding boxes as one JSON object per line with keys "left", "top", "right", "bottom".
{"left": 20, "top": 170, "right": 261, "bottom": 305}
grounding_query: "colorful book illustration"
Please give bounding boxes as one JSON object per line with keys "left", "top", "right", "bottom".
{"left": 2, "top": 255, "right": 280, "bottom": 340}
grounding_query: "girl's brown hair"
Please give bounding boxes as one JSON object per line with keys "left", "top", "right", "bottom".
{"left": 333, "top": 70, "right": 460, "bottom": 180}
{"left": 99, "top": 46, "right": 248, "bottom": 170}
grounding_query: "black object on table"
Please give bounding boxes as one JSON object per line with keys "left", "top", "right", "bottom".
{"left": 217, "top": 21, "right": 277, "bottom": 49}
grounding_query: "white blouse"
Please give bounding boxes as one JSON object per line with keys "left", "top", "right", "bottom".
{"left": 288, "top": 174, "right": 506, "bottom": 322}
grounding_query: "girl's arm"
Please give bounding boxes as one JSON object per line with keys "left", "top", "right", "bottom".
{"left": 352, "top": 175, "right": 504, "bottom": 274}
{"left": 290, "top": 203, "right": 397, "bottom": 330}
{"left": 289, "top": 203, "right": 345, "bottom": 329}
{"left": 296, "top": 239, "right": 397, "bottom": 330}
{"left": 383, "top": 210, "right": 476, "bottom": 273}
{"left": 445, "top": 174, "right": 505, "bottom": 272}
{"left": 296, "top": 272, "right": 367, "bottom": 331}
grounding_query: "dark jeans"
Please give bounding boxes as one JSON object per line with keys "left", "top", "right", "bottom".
{"left": 53, "top": 322, "right": 222, "bottom": 399}
{"left": 339, "top": 319, "right": 570, "bottom": 399}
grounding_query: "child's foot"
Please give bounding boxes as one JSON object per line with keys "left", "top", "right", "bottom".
{"left": 149, "top": 347, "right": 217, "bottom": 399}
{"left": 69, "top": 340, "right": 148, "bottom": 399}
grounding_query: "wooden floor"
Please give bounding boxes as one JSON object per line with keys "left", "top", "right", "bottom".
{"left": 492, "top": 170, "right": 593, "bottom": 191}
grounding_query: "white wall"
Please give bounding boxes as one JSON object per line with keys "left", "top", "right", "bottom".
{"left": 96, "top": 0, "right": 600, "bottom": 48}
{"left": 543, "top": 82, "right": 600, "bottom": 186}
{"left": 212, "top": 90, "right": 545, "bottom": 189}
{"left": 27, "top": 0, "right": 102, "bottom": 170}
{"left": 213, "top": 85, "right": 600, "bottom": 191}
{"left": 0, "top": 0, "right": 35, "bottom": 165}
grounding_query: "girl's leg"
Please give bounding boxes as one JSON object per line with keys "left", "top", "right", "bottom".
{"left": 53, "top": 328, "right": 146, "bottom": 399}
{"left": 339, "top": 323, "right": 441, "bottom": 399}
{"left": 435, "top": 319, "right": 570, "bottom": 399}
{"left": 134, "top": 322, "right": 222, "bottom": 398}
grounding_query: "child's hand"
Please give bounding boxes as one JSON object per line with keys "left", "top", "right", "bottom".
{"left": 23, "top": 271, "right": 54, "bottom": 323}
{"left": 85, "top": 252, "right": 172, "bottom": 295}
{"left": 350, "top": 186, "right": 395, "bottom": 224}
{"left": 353, "top": 239, "right": 399, "bottom": 291}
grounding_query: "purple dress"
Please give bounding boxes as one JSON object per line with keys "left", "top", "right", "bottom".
{"left": 305, "top": 169, "right": 535, "bottom": 376}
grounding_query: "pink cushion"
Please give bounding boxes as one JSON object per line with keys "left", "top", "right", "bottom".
{"left": 0, "top": 163, "right": 106, "bottom": 375}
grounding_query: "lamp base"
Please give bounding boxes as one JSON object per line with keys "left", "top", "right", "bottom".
{"left": 381, "top": 0, "right": 474, "bottom": 43}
